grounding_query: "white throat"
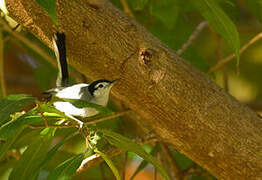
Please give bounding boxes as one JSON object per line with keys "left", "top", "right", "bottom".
{"left": 90, "top": 93, "right": 110, "bottom": 106}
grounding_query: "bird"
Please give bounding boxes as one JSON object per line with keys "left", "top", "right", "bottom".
{"left": 44, "top": 32, "right": 118, "bottom": 127}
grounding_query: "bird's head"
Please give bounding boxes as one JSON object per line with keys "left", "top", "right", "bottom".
{"left": 88, "top": 79, "right": 119, "bottom": 98}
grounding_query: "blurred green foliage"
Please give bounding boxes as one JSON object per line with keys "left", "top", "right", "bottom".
{"left": 35, "top": 0, "right": 58, "bottom": 25}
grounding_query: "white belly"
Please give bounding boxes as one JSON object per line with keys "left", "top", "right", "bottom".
{"left": 53, "top": 101, "right": 99, "bottom": 117}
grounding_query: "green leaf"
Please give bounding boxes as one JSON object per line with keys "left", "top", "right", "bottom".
{"left": 169, "top": 150, "right": 193, "bottom": 170}
{"left": 100, "top": 129, "right": 170, "bottom": 180}
{"left": 47, "top": 153, "right": 85, "bottom": 180}
{"left": 94, "top": 149, "right": 121, "bottom": 180}
{"left": 150, "top": 0, "right": 179, "bottom": 29}
{"left": 0, "top": 127, "right": 25, "bottom": 161}
{"left": 0, "top": 158, "right": 17, "bottom": 178}
{"left": 9, "top": 129, "right": 55, "bottom": 180}
{"left": 40, "top": 104, "right": 67, "bottom": 117}
{"left": 0, "top": 0, "right": 8, "bottom": 14}
{"left": 35, "top": 0, "right": 58, "bottom": 25}
{"left": 193, "top": 0, "right": 240, "bottom": 64}
{"left": 32, "top": 131, "right": 78, "bottom": 178}
{"left": 0, "top": 103, "right": 68, "bottom": 140}
{"left": 129, "top": 0, "right": 148, "bottom": 11}
{"left": 0, "top": 114, "right": 42, "bottom": 140}
{"left": 0, "top": 94, "right": 35, "bottom": 125}
{"left": 130, "top": 144, "right": 159, "bottom": 180}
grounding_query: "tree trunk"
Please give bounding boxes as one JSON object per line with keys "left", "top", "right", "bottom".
{"left": 6, "top": 0, "right": 262, "bottom": 179}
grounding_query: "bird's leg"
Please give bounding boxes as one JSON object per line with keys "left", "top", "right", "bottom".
{"left": 65, "top": 113, "right": 84, "bottom": 129}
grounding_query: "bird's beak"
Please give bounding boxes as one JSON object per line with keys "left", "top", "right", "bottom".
{"left": 108, "top": 79, "right": 120, "bottom": 88}
{"left": 111, "top": 79, "right": 120, "bottom": 84}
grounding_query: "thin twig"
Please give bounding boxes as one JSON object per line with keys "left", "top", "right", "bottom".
{"left": 28, "top": 110, "right": 132, "bottom": 129}
{"left": 36, "top": 101, "right": 48, "bottom": 127}
{"left": 176, "top": 21, "right": 208, "bottom": 56}
{"left": 85, "top": 110, "right": 132, "bottom": 125}
{"left": 119, "top": 0, "right": 134, "bottom": 17}
{"left": 0, "top": 29, "right": 6, "bottom": 98}
{"left": 76, "top": 132, "right": 157, "bottom": 174}
{"left": 208, "top": 32, "right": 262, "bottom": 73}
{"left": 28, "top": 124, "right": 72, "bottom": 129}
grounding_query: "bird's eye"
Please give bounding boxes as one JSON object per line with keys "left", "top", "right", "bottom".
{"left": 98, "top": 84, "right": 104, "bottom": 88}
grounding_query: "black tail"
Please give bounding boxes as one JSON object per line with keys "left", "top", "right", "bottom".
{"left": 53, "top": 32, "right": 69, "bottom": 87}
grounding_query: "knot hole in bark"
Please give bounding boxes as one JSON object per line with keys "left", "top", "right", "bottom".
{"left": 139, "top": 48, "right": 153, "bottom": 66}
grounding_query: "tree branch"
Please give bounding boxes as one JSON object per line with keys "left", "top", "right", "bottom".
{"left": 5, "top": 0, "right": 262, "bottom": 179}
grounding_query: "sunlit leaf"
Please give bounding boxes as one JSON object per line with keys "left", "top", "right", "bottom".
{"left": 47, "top": 153, "right": 85, "bottom": 180}
{"left": 9, "top": 129, "right": 55, "bottom": 180}
{"left": 100, "top": 129, "right": 170, "bottom": 180}
{"left": 94, "top": 149, "right": 121, "bottom": 180}
{"left": 35, "top": 0, "right": 58, "bottom": 25}
{"left": 40, "top": 104, "right": 67, "bottom": 117}
{"left": 193, "top": 0, "right": 240, "bottom": 64}
{"left": 0, "top": 94, "right": 35, "bottom": 125}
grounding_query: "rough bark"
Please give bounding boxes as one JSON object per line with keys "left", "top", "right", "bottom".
{"left": 5, "top": 0, "right": 262, "bottom": 179}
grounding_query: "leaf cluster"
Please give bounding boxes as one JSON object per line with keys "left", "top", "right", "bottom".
{"left": 0, "top": 94, "right": 171, "bottom": 180}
